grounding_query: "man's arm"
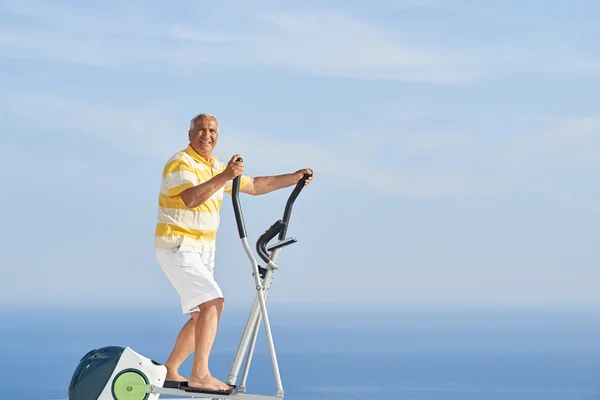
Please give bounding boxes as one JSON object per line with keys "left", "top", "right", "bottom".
{"left": 241, "top": 168, "right": 313, "bottom": 196}
{"left": 180, "top": 154, "right": 244, "bottom": 207}
{"left": 179, "top": 173, "right": 231, "bottom": 208}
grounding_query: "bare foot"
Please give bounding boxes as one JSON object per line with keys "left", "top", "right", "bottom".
{"left": 188, "top": 374, "right": 230, "bottom": 392}
{"left": 165, "top": 369, "right": 186, "bottom": 382}
{"left": 207, "top": 375, "right": 231, "bottom": 391}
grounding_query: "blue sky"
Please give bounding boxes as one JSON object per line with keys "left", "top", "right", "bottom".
{"left": 1, "top": 0, "right": 599, "bottom": 310}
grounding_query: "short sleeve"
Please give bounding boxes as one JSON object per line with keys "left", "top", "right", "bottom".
{"left": 224, "top": 175, "right": 251, "bottom": 195}
{"left": 163, "top": 158, "right": 198, "bottom": 197}
{"left": 216, "top": 158, "right": 250, "bottom": 195}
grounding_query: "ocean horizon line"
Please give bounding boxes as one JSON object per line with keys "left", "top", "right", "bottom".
{"left": 3, "top": 300, "right": 600, "bottom": 313}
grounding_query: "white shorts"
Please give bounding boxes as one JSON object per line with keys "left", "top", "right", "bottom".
{"left": 155, "top": 245, "right": 223, "bottom": 314}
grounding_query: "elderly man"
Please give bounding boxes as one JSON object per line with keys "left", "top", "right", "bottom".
{"left": 154, "top": 113, "right": 313, "bottom": 393}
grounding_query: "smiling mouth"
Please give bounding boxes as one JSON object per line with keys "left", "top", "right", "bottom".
{"left": 199, "top": 140, "right": 212, "bottom": 145}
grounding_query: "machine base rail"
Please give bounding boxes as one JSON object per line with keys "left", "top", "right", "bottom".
{"left": 150, "top": 384, "right": 283, "bottom": 399}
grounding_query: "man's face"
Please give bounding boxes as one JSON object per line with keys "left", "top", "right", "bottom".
{"left": 189, "top": 117, "right": 218, "bottom": 158}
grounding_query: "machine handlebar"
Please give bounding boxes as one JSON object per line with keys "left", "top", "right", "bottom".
{"left": 256, "top": 220, "right": 286, "bottom": 263}
{"left": 279, "top": 172, "right": 311, "bottom": 239}
{"left": 231, "top": 159, "right": 311, "bottom": 258}
{"left": 232, "top": 157, "right": 246, "bottom": 239}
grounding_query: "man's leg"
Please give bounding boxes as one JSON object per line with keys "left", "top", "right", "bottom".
{"left": 163, "top": 298, "right": 226, "bottom": 383}
{"left": 164, "top": 317, "right": 195, "bottom": 382}
{"left": 188, "top": 297, "right": 229, "bottom": 391}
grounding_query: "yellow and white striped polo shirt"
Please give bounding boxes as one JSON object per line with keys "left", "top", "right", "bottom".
{"left": 154, "top": 145, "right": 250, "bottom": 249}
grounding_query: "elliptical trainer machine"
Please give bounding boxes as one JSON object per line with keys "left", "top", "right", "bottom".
{"left": 67, "top": 165, "right": 312, "bottom": 400}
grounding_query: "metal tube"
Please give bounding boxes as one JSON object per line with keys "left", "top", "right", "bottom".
{"left": 227, "top": 238, "right": 262, "bottom": 385}
{"left": 227, "top": 294, "right": 260, "bottom": 386}
{"left": 227, "top": 240, "right": 283, "bottom": 396}
{"left": 255, "top": 273, "right": 283, "bottom": 395}
{"left": 239, "top": 270, "right": 275, "bottom": 389}
{"left": 238, "top": 249, "right": 282, "bottom": 391}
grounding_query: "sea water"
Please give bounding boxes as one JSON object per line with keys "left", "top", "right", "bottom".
{"left": 1, "top": 305, "right": 599, "bottom": 400}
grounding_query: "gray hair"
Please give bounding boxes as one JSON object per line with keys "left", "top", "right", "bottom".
{"left": 189, "top": 113, "right": 218, "bottom": 130}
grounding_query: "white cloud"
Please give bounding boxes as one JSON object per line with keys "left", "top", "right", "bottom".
{"left": 169, "top": 11, "right": 475, "bottom": 83}
{"left": 398, "top": 132, "right": 470, "bottom": 150}
{"left": 1, "top": 94, "right": 177, "bottom": 159}
{"left": 2, "top": 92, "right": 495, "bottom": 198}
{"left": 422, "top": 1, "right": 599, "bottom": 34}
{"left": 483, "top": 116, "right": 600, "bottom": 174}
{"left": 4, "top": 91, "right": 599, "bottom": 202}
{"left": 0, "top": 138, "right": 135, "bottom": 194}
{"left": 220, "top": 133, "right": 497, "bottom": 197}
{"left": 2, "top": 0, "right": 597, "bottom": 82}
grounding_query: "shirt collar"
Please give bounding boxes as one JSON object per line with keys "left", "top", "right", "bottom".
{"left": 184, "top": 144, "right": 218, "bottom": 167}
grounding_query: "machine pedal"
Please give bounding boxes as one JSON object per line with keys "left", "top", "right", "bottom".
{"left": 179, "top": 381, "right": 236, "bottom": 395}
